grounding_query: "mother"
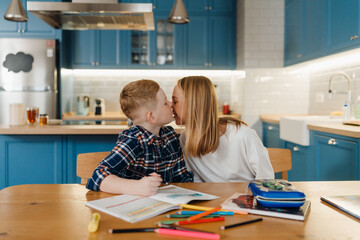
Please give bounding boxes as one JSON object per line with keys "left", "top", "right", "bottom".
{"left": 172, "top": 76, "right": 274, "bottom": 182}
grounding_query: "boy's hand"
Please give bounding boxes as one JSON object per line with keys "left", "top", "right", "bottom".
{"left": 137, "top": 172, "right": 162, "bottom": 196}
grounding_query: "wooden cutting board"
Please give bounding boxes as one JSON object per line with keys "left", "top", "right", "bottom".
{"left": 343, "top": 120, "right": 360, "bottom": 126}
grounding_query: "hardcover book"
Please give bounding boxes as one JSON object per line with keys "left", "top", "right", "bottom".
{"left": 320, "top": 195, "right": 360, "bottom": 220}
{"left": 221, "top": 193, "right": 311, "bottom": 221}
{"left": 86, "top": 185, "right": 219, "bottom": 223}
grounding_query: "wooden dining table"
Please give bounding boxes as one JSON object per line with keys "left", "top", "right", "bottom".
{"left": 0, "top": 181, "right": 359, "bottom": 240}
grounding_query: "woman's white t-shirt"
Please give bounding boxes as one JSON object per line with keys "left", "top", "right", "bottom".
{"left": 181, "top": 123, "right": 274, "bottom": 182}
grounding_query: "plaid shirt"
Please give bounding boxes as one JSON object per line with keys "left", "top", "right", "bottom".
{"left": 86, "top": 125, "right": 193, "bottom": 191}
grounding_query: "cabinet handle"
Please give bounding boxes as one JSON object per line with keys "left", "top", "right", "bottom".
{"left": 208, "top": 62, "right": 212, "bottom": 66}
{"left": 208, "top": 6, "right": 212, "bottom": 10}
{"left": 205, "top": 62, "right": 208, "bottom": 67}
{"left": 328, "top": 138, "right": 337, "bottom": 145}
{"left": 18, "top": 29, "right": 21, "bottom": 33}
{"left": 350, "top": 36, "right": 354, "bottom": 40}
{"left": 297, "top": 54, "right": 302, "bottom": 58}
{"left": 354, "top": 35, "right": 359, "bottom": 40}
{"left": 205, "top": 6, "right": 208, "bottom": 10}
{"left": 267, "top": 126, "right": 273, "bottom": 130}
{"left": 293, "top": 146, "right": 299, "bottom": 152}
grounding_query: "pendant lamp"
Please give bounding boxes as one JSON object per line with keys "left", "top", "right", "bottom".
{"left": 4, "top": 0, "right": 28, "bottom": 22}
{"left": 168, "top": 0, "right": 189, "bottom": 24}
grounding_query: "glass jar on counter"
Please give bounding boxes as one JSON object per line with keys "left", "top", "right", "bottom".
{"left": 39, "top": 114, "right": 49, "bottom": 125}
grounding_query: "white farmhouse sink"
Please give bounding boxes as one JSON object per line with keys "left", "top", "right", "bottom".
{"left": 280, "top": 116, "right": 343, "bottom": 146}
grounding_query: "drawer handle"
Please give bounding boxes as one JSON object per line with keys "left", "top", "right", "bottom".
{"left": 328, "top": 139, "right": 337, "bottom": 145}
{"left": 293, "top": 146, "right": 299, "bottom": 152}
{"left": 267, "top": 126, "right": 273, "bottom": 130}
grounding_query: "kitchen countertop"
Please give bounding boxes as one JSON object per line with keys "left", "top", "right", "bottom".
{"left": 260, "top": 114, "right": 360, "bottom": 138}
{"left": 62, "top": 112, "right": 241, "bottom": 121}
{"left": 0, "top": 122, "right": 185, "bottom": 135}
{"left": 308, "top": 123, "right": 360, "bottom": 138}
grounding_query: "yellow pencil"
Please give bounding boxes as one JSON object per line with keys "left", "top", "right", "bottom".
{"left": 179, "top": 204, "right": 248, "bottom": 215}
{"left": 179, "top": 204, "right": 214, "bottom": 211}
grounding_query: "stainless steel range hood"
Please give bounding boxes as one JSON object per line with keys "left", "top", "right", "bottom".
{"left": 27, "top": 0, "right": 155, "bottom": 30}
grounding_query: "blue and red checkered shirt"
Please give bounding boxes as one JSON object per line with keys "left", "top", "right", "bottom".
{"left": 86, "top": 125, "right": 193, "bottom": 191}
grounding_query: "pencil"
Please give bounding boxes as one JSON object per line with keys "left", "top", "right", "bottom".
{"left": 177, "top": 210, "right": 234, "bottom": 216}
{"left": 166, "top": 214, "right": 221, "bottom": 218}
{"left": 157, "top": 223, "right": 216, "bottom": 234}
{"left": 175, "top": 217, "right": 225, "bottom": 225}
{"left": 155, "top": 228, "right": 220, "bottom": 240}
{"left": 179, "top": 204, "right": 214, "bottom": 211}
{"left": 187, "top": 206, "right": 222, "bottom": 222}
{"left": 219, "top": 218, "right": 263, "bottom": 230}
{"left": 108, "top": 227, "right": 156, "bottom": 233}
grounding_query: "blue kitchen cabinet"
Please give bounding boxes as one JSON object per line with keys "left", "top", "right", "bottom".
{"left": 0, "top": 0, "right": 60, "bottom": 39}
{"left": 327, "top": 0, "right": 360, "bottom": 54}
{"left": 125, "top": 15, "right": 182, "bottom": 68}
{"left": 183, "top": 14, "right": 236, "bottom": 69}
{"left": 67, "top": 30, "right": 125, "bottom": 68}
{"left": 302, "top": 0, "right": 328, "bottom": 62}
{"left": 284, "top": 0, "right": 304, "bottom": 66}
{"left": 66, "top": 135, "right": 118, "bottom": 183}
{"left": 0, "top": 135, "right": 64, "bottom": 190}
{"left": 185, "top": 0, "right": 235, "bottom": 14}
{"left": 285, "top": 141, "right": 313, "bottom": 181}
{"left": 311, "top": 131, "right": 359, "bottom": 181}
{"left": 262, "top": 122, "right": 285, "bottom": 148}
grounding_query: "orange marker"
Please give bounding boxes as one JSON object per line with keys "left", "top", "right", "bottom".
{"left": 175, "top": 217, "right": 225, "bottom": 225}
{"left": 187, "top": 206, "right": 222, "bottom": 222}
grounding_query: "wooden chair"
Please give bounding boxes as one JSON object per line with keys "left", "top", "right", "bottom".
{"left": 267, "top": 148, "right": 292, "bottom": 180}
{"left": 77, "top": 151, "right": 109, "bottom": 184}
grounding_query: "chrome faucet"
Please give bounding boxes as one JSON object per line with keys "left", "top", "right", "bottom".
{"left": 328, "top": 72, "right": 351, "bottom": 104}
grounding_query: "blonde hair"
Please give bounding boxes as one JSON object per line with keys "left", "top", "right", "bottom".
{"left": 178, "top": 76, "right": 246, "bottom": 158}
{"left": 120, "top": 79, "right": 160, "bottom": 120}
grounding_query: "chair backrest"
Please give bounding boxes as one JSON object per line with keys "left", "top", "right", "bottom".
{"left": 267, "top": 148, "right": 292, "bottom": 180}
{"left": 77, "top": 152, "right": 109, "bottom": 184}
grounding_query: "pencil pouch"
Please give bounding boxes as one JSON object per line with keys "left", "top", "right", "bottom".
{"left": 248, "top": 179, "right": 306, "bottom": 208}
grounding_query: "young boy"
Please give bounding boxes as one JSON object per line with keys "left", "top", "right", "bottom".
{"left": 86, "top": 79, "right": 193, "bottom": 196}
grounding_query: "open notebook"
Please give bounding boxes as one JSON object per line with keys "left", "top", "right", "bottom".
{"left": 86, "top": 185, "right": 219, "bottom": 223}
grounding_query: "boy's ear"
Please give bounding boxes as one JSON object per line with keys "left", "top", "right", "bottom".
{"left": 145, "top": 111, "right": 155, "bottom": 123}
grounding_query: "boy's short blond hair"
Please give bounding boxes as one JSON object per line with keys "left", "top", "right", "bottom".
{"left": 120, "top": 79, "right": 160, "bottom": 120}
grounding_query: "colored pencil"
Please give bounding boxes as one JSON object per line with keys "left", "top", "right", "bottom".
{"left": 179, "top": 204, "right": 214, "bottom": 211}
{"left": 180, "top": 204, "right": 248, "bottom": 215}
{"left": 155, "top": 228, "right": 220, "bottom": 240}
{"left": 108, "top": 228, "right": 157, "bottom": 234}
{"left": 176, "top": 210, "right": 234, "bottom": 216}
{"left": 220, "top": 218, "right": 263, "bottom": 230}
{"left": 157, "top": 223, "right": 216, "bottom": 234}
{"left": 175, "top": 216, "right": 225, "bottom": 225}
{"left": 187, "top": 206, "right": 222, "bottom": 222}
{"left": 166, "top": 214, "right": 221, "bottom": 218}
{"left": 155, "top": 220, "right": 183, "bottom": 225}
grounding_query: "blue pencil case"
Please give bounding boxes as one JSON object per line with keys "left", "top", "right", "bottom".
{"left": 248, "top": 179, "right": 306, "bottom": 208}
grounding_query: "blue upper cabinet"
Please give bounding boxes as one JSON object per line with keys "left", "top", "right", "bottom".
{"left": 284, "top": 0, "right": 304, "bottom": 66}
{"left": 0, "top": 0, "right": 60, "bottom": 39}
{"left": 303, "top": 0, "right": 328, "bottom": 61}
{"left": 183, "top": 0, "right": 236, "bottom": 69}
{"left": 327, "top": 0, "right": 360, "bottom": 54}
{"left": 285, "top": 0, "right": 360, "bottom": 66}
{"left": 67, "top": 30, "right": 125, "bottom": 68}
{"left": 125, "top": 15, "right": 181, "bottom": 69}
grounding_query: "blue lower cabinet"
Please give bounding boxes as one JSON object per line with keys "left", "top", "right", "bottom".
{"left": 262, "top": 122, "right": 285, "bottom": 148}
{"left": 285, "top": 142, "right": 313, "bottom": 181}
{"left": 0, "top": 135, "right": 64, "bottom": 189}
{"left": 66, "top": 135, "right": 118, "bottom": 183}
{"left": 312, "top": 131, "right": 358, "bottom": 181}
